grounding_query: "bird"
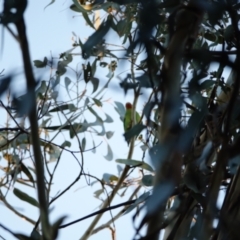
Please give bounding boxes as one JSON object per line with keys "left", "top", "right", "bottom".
{"left": 123, "top": 102, "right": 141, "bottom": 145}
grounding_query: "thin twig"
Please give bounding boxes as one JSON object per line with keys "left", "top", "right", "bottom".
{"left": 0, "top": 190, "right": 36, "bottom": 225}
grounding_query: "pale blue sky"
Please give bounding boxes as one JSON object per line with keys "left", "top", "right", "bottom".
{"left": 0, "top": 1, "right": 149, "bottom": 240}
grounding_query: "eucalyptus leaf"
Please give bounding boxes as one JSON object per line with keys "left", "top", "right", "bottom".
{"left": 33, "top": 57, "right": 48, "bottom": 68}
{"left": 124, "top": 123, "right": 145, "bottom": 142}
{"left": 142, "top": 174, "right": 154, "bottom": 186}
{"left": 81, "top": 137, "right": 86, "bottom": 151}
{"left": 103, "top": 173, "right": 119, "bottom": 183}
{"left": 72, "top": 0, "right": 88, "bottom": 13}
{"left": 0, "top": 76, "right": 12, "bottom": 95}
{"left": 83, "top": 62, "right": 92, "bottom": 83}
{"left": 82, "top": 17, "right": 111, "bottom": 59}
{"left": 94, "top": 189, "right": 104, "bottom": 198}
{"left": 92, "top": 139, "right": 96, "bottom": 153}
{"left": 106, "top": 131, "right": 114, "bottom": 139}
{"left": 116, "top": 159, "right": 154, "bottom": 172}
{"left": 104, "top": 113, "right": 114, "bottom": 123}
{"left": 49, "top": 104, "right": 77, "bottom": 113}
{"left": 88, "top": 106, "right": 103, "bottom": 121}
{"left": 44, "top": 0, "right": 55, "bottom": 10}
{"left": 30, "top": 229, "right": 41, "bottom": 240}
{"left": 114, "top": 101, "right": 126, "bottom": 121}
{"left": 93, "top": 98, "right": 102, "bottom": 107}
{"left": 199, "top": 80, "right": 215, "bottom": 90}
{"left": 51, "top": 216, "right": 66, "bottom": 240}
{"left": 65, "top": 77, "right": 71, "bottom": 97}
{"left": 61, "top": 140, "right": 71, "bottom": 148}
{"left": 13, "top": 188, "right": 39, "bottom": 207}
{"left": 104, "top": 144, "right": 113, "bottom": 161}
{"left": 20, "top": 163, "right": 35, "bottom": 186}
{"left": 82, "top": 12, "right": 95, "bottom": 29}
{"left": 90, "top": 77, "right": 99, "bottom": 93}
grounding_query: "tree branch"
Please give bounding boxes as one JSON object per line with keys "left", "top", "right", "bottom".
{"left": 59, "top": 199, "right": 136, "bottom": 229}
{"left": 14, "top": 13, "right": 50, "bottom": 239}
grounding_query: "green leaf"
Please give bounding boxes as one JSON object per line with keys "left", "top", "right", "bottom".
{"left": 33, "top": 57, "right": 48, "bottom": 68}
{"left": 117, "top": 164, "right": 123, "bottom": 175}
{"left": 12, "top": 90, "right": 36, "bottom": 116}
{"left": 20, "top": 163, "right": 35, "bottom": 185}
{"left": 114, "top": 101, "right": 125, "bottom": 121}
{"left": 104, "top": 113, "right": 113, "bottom": 123}
{"left": 50, "top": 76, "right": 60, "bottom": 89}
{"left": 122, "top": 21, "right": 132, "bottom": 44}
{"left": 204, "top": 32, "right": 223, "bottom": 44}
{"left": 30, "top": 229, "right": 41, "bottom": 240}
{"left": 61, "top": 140, "right": 71, "bottom": 148}
{"left": 90, "top": 77, "right": 99, "bottom": 93}
{"left": 0, "top": 76, "right": 12, "bottom": 95}
{"left": 124, "top": 123, "right": 145, "bottom": 142}
{"left": 65, "top": 77, "right": 71, "bottom": 98}
{"left": 83, "top": 62, "right": 92, "bottom": 83}
{"left": 70, "top": 4, "right": 82, "bottom": 12}
{"left": 13, "top": 188, "right": 39, "bottom": 207}
{"left": 93, "top": 98, "right": 102, "bottom": 107}
{"left": 142, "top": 174, "right": 154, "bottom": 186}
{"left": 106, "top": 131, "right": 114, "bottom": 139}
{"left": 36, "top": 81, "right": 47, "bottom": 98}
{"left": 82, "top": 12, "right": 95, "bottom": 29}
{"left": 88, "top": 106, "right": 102, "bottom": 121}
{"left": 48, "top": 145, "right": 61, "bottom": 163}
{"left": 224, "top": 25, "right": 234, "bottom": 41}
{"left": 56, "top": 61, "right": 67, "bottom": 76}
{"left": 81, "top": 137, "right": 86, "bottom": 151}
{"left": 92, "top": 58, "right": 98, "bottom": 76}
{"left": 100, "top": 62, "right": 108, "bottom": 67}
{"left": 116, "top": 19, "right": 128, "bottom": 37}
{"left": 44, "top": 0, "right": 55, "bottom": 8}
{"left": 104, "top": 144, "right": 113, "bottom": 161}
{"left": 94, "top": 189, "right": 104, "bottom": 198}
{"left": 82, "top": 17, "right": 111, "bottom": 59}
{"left": 49, "top": 104, "right": 77, "bottom": 112}
{"left": 42, "top": 125, "right": 69, "bottom": 131}
{"left": 103, "top": 173, "right": 119, "bottom": 183}
{"left": 69, "top": 122, "right": 88, "bottom": 138}
{"left": 84, "top": 97, "right": 90, "bottom": 107}
{"left": 115, "top": 159, "right": 154, "bottom": 172}
{"left": 71, "top": 0, "right": 88, "bottom": 13}
{"left": 51, "top": 216, "right": 66, "bottom": 240}
{"left": 199, "top": 80, "right": 215, "bottom": 90}
{"left": 92, "top": 139, "right": 96, "bottom": 153}
{"left": 14, "top": 234, "right": 33, "bottom": 240}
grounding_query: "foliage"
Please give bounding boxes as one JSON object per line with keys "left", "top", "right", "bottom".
{"left": 1, "top": 0, "right": 240, "bottom": 240}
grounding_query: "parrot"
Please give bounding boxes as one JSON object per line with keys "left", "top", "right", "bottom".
{"left": 124, "top": 102, "right": 141, "bottom": 144}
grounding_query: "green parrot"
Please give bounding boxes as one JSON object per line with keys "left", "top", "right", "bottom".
{"left": 124, "top": 102, "right": 141, "bottom": 144}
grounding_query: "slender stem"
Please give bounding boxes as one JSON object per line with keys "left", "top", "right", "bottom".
{"left": 91, "top": 186, "right": 141, "bottom": 235}
{"left": 15, "top": 17, "right": 50, "bottom": 238}
{"left": 0, "top": 190, "right": 36, "bottom": 225}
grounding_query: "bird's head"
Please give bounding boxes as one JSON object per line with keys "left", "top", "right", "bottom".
{"left": 125, "top": 102, "right": 132, "bottom": 109}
